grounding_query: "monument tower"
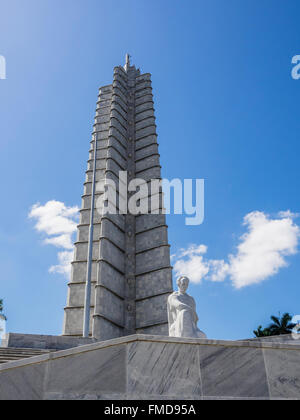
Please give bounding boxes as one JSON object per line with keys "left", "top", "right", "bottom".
{"left": 2, "top": 57, "right": 300, "bottom": 402}
{"left": 63, "top": 56, "right": 173, "bottom": 340}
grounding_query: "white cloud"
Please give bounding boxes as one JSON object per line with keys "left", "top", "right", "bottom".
{"left": 29, "top": 201, "right": 79, "bottom": 278}
{"left": 173, "top": 210, "right": 300, "bottom": 289}
{"left": 209, "top": 260, "right": 230, "bottom": 282}
{"left": 173, "top": 244, "right": 210, "bottom": 284}
{"left": 228, "top": 211, "right": 300, "bottom": 288}
{"left": 178, "top": 244, "right": 207, "bottom": 258}
{"left": 29, "top": 201, "right": 78, "bottom": 236}
{"left": 278, "top": 210, "right": 300, "bottom": 219}
{"left": 44, "top": 234, "right": 74, "bottom": 250}
{"left": 49, "top": 251, "right": 74, "bottom": 277}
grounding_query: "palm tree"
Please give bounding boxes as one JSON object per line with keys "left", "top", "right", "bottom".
{"left": 253, "top": 325, "right": 272, "bottom": 338}
{"left": 268, "top": 313, "right": 296, "bottom": 336}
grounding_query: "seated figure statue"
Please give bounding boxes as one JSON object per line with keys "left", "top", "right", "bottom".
{"left": 168, "top": 276, "right": 206, "bottom": 339}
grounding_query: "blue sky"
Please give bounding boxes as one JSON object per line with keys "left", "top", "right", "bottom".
{"left": 1, "top": 0, "right": 300, "bottom": 340}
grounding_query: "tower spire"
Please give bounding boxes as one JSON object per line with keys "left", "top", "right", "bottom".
{"left": 124, "top": 53, "right": 131, "bottom": 71}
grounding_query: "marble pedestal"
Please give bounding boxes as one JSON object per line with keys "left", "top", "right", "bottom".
{"left": 1, "top": 333, "right": 94, "bottom": 351}
{"left": 0, "top": 334, "right": 300, "bottom": 400}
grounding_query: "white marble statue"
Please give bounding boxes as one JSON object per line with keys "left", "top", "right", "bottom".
{"left": 168, "top": 276, "right": 206, "bottom": 339}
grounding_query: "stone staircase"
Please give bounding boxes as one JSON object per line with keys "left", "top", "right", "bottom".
{"left": 0, "top": 347, "right": 51, "bottom": 364}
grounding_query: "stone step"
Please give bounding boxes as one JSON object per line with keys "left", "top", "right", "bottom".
{"left": 0, "top": 348, "right": 52, "bottom": 365}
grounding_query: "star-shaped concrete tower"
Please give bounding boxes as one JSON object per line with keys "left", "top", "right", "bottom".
{"left": 63, "top": 56, "right": 173, "bottom": 340}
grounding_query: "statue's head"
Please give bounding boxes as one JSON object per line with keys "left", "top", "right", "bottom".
{"left": 177, "top": 276, "right": 189, "bottom": 294}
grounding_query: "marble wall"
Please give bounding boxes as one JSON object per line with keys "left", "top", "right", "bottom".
{"left": 1, "top": 335, "right": 300, "bottom": 400}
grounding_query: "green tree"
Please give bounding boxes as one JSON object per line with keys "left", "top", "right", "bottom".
{"left": 268, "top": 313, "right": 296, "bottom": 336}
{"left": 254, "top": 312, "right": 296, "bottom": 338}
{"left": 253, "top": 325, "right": 272, "bottom": 338}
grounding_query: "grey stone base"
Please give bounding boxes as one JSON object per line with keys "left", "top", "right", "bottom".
{"left": 243, "top": 333, "right": 300, "bottom": 345}
{"left": 0, "top": 334, "right": 300, "bottom": 400}
{"left": 1, "top": 333, "right": 94, "bottom": 351}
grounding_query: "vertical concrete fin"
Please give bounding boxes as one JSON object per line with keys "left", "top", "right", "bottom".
{"left": 63, "top": 85, "right": 113, "bottom": 337}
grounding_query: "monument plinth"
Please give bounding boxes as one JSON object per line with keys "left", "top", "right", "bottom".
{"left": 2, "top": 335, "right": 300, "bottom": 400}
